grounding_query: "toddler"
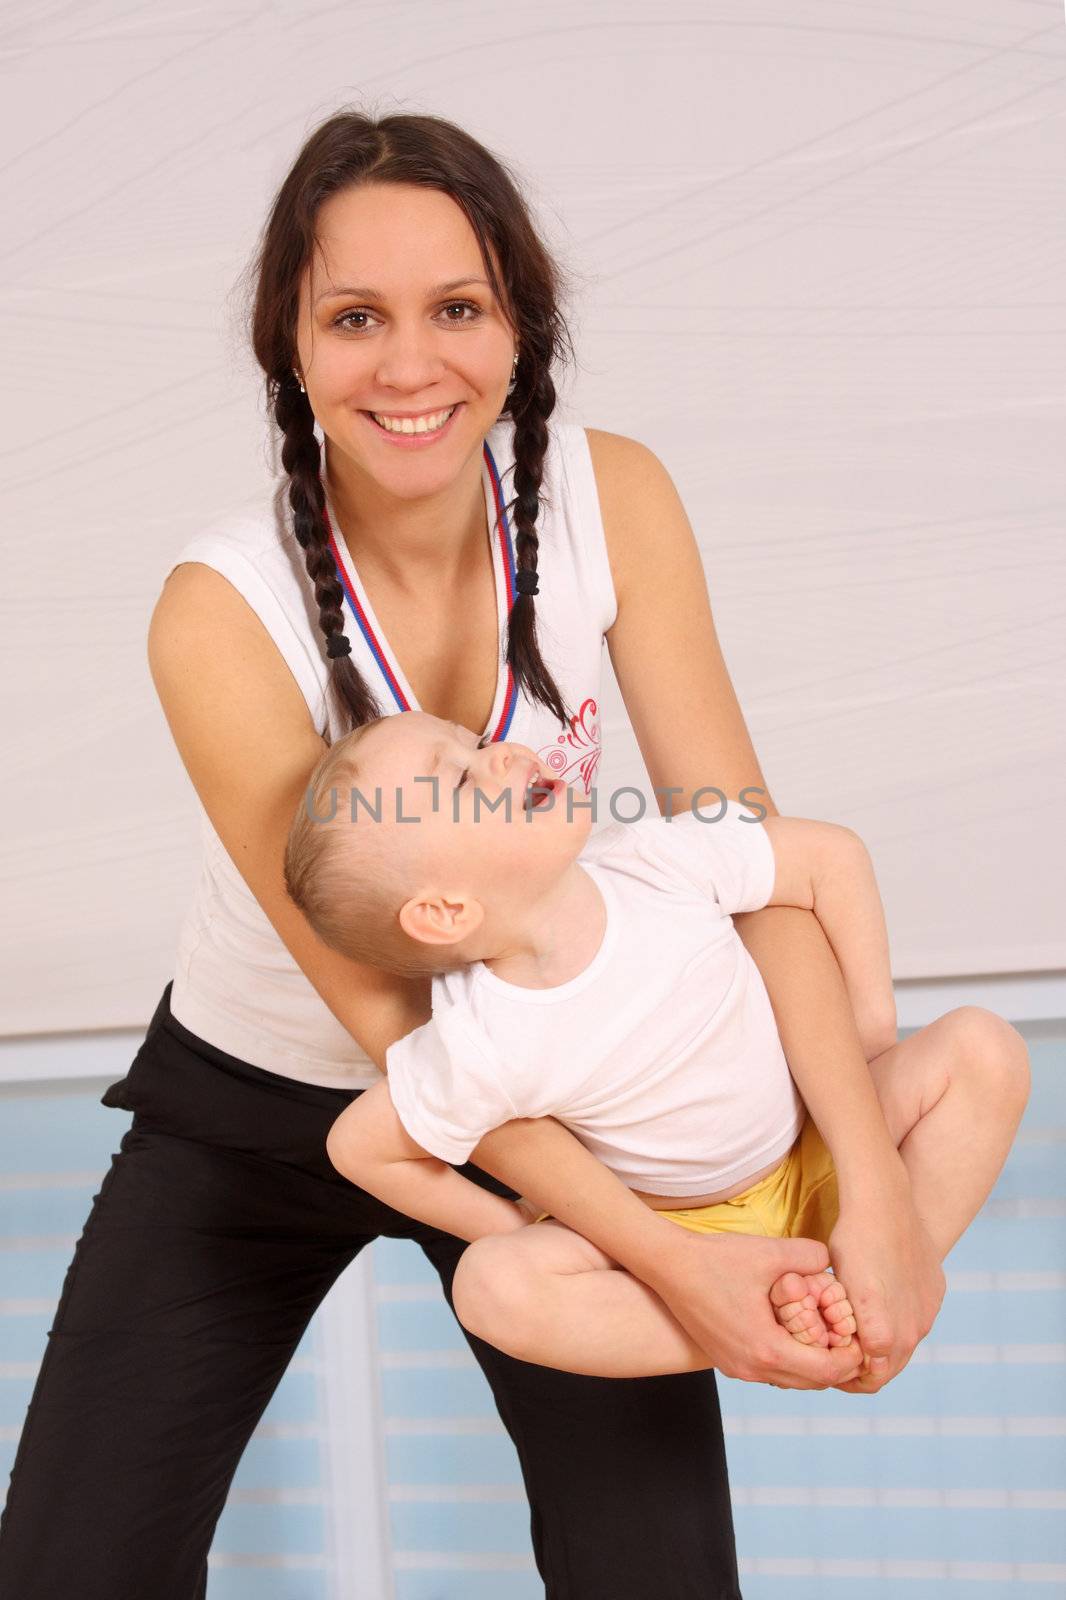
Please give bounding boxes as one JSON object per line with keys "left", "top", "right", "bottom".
{"left": 285, "top": 710, "right": 1028, "bottom": 1378}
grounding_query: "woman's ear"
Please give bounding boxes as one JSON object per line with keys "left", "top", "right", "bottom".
{"left": 397, "top": 892, "right": 485, "bottom": 949}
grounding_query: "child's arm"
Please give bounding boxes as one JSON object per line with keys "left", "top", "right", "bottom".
{"left": 326, "top": 1080, "right": 528, "bottom": 1243}
{"left": 760, "top": 816, "right": 897, "bottom": 1061}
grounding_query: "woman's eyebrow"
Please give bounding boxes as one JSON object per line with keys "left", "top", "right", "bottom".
{"left": 315, "top": 277, "right": 489, "bottom": 305}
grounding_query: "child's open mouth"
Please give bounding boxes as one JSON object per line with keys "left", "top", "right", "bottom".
{"left": 525, "top": 776, "right": 561, "bottom": 813}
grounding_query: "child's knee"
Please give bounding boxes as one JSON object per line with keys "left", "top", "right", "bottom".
{"left": 452, "top": 1236, "right": 533, "bottom": 1343}
{"left": 946, "top": 1006, "right": 1031, "bottom": 1111}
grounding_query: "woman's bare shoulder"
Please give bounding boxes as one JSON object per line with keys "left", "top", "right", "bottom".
{"left": 582, "top": 427, "right": 688, "bottom": 616}
{"left": 148, "top": 560, "right": 323, "bottom": 753}
{"left": 582, "top": 425, "right": 677, "bottom": 521}
{"left": 583, "top": 426, "right": 661, "bottom": 483}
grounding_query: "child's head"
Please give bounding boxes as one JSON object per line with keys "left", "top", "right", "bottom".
{"left": 284, "top": 711, "right": 590, "bottom": 978}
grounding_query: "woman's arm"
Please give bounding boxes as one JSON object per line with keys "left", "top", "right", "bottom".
{"left": 589, "top": 428, "right": 942, "bottom": 1389}
{"left": 148, "top": 560, "right": 861, "bottom": 1391}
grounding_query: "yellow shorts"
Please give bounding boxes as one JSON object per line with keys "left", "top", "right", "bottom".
{"left": 532, "top": 1115, "right": 839, "bottom": 1243}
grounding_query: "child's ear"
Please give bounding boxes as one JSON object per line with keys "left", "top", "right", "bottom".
{"left": 397, "top": 892, "right": 485, "bottom": 948}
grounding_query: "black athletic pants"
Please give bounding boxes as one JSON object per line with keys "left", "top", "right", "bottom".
{"left": 0, "top": 982, "right": 741, "bottom": 1599}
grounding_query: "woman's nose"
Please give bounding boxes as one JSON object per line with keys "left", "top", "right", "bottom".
{"left": 374, "top": 333, "right": 445, "bottom": 388}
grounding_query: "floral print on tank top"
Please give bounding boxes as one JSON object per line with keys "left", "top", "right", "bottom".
{"left": 535, "top": 696, "right": 602, "bottom": 794}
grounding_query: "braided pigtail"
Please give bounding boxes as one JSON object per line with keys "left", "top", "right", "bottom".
{"left": 502, "top": 357, "right": 572, "bottom": 731}
{"left": 273, "top": 371, "right": 382, "bottom": 739}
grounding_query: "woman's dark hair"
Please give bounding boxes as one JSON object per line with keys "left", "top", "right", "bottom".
{"left": 245, "top": 108, "right": 580, "bottom": 741}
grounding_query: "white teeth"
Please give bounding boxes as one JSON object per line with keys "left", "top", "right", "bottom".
{"left": 525, "top": 770, "right": 552, "bottom": 810}
{"left": 371, "top": 406, "right": 455, "bottom": 435}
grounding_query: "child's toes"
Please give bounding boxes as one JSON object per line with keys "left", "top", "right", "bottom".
{"left": 820, "top": 1283, "right": 857, "bottom": 1330}
{"left": 826, "top": 1305, "right": 857, "bottom": 1336}
{"left": 774, "top": 1299, "right": 829, "bottom": 1346}
{"left": 827, "top": 1325, "right": 855, "bottom": 1346}
{"left": 770, "top": 1272, "right": 816, "bottom": 1312}
{"left": 827, "top": 1303, "right": 856, "bottom": 1344}
{"left": 822, "top": 1292, "right": 854, "bottom": 1325}
{"left": 803, "top": 1270, "right": 837, "bottom": 1302}
{"left": 822, "top": 1293, "right": 857, "bottom": 1345}
{"left": 786, "top": 1312, "right": 830, "bottom": 1347}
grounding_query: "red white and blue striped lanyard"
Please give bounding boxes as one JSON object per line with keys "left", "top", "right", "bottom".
{"left": 320, "top": 439, "right": 521, "bottom": 742}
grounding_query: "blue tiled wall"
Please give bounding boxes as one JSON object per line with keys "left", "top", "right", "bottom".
{"left": 2, "top": 1021, "right": 1064, "bottom": 1598}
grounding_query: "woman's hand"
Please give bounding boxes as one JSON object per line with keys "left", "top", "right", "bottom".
{"left": 643, "top": 1228, "right": 868, "bottom": 1389}
{"left": 826, "top": 1194, "right": 945, "bottom": 1393}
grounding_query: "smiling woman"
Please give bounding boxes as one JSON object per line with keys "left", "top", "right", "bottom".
{"left": 0, "top": 108, "right": 753, "bottom": 1600}
{"left": 256, "top": 144, "right": 578, "bottom": 733}
{"left": 294, "top": 186, "right": 517, "bottom": 493}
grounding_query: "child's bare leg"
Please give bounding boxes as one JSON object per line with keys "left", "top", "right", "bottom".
{"left": 452, "top": 1009, "right": 1028, "bottom": 1376}
{"left": 864, "top": 1005, "right": 1030, "bottom": 1257}
{"left": 452, "top": 1218, "right": 712, "bottom": 1378}
{"left": 770, "top": 1004, "right": 1030, "bottom": 1347}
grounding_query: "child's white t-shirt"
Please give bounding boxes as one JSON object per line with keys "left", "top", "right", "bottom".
{"left": 385, "top": 799, "right": 804, "bottom": 1198}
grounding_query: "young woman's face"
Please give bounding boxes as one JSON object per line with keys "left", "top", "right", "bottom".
{"left": 295, "top": 183, "right": 516, "bottom": 497}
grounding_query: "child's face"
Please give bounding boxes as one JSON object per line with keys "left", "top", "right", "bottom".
{"left": 347, "top": 710, "right": 590, "bottom": 895}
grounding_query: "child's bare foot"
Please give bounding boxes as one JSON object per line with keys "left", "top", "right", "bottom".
{"left": 770, "top": 1269, "right": 857, "bottom": 1348}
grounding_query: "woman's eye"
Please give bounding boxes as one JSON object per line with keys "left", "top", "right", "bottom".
{"left": 334, "top": 300, "right": 482, "bottom": 334}
{"left": 456, "top": 769, "right": 469, "bottom": 789}
{"left": 441, "top": 300, "right": 482, "bottom": 324}
{"left": 335, "top": 310, "right": 374, "bottom": 332}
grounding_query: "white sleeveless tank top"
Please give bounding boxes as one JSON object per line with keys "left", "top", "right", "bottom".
{"left": 163, "top": 415, "right": 618, "bottom": 1087}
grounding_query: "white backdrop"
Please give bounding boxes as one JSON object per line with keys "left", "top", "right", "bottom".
{"left": 2, "top": 0, "right": 1064, "bottom": 1034}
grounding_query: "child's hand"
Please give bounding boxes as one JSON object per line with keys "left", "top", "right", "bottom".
{"left": 828, "top": 1197, "right": 944, "bottom": 1392}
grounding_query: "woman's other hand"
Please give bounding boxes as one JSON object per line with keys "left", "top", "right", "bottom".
{"left": 827, "top": 1197, "right": 945, "bottom": 1393}
{"left": 643, "top": 1229, "right": 867, "bottom": 1389}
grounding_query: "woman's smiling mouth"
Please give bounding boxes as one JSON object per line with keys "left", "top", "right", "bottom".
{"left": 362, "top": 403, "right": 462, "bottom": 445}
